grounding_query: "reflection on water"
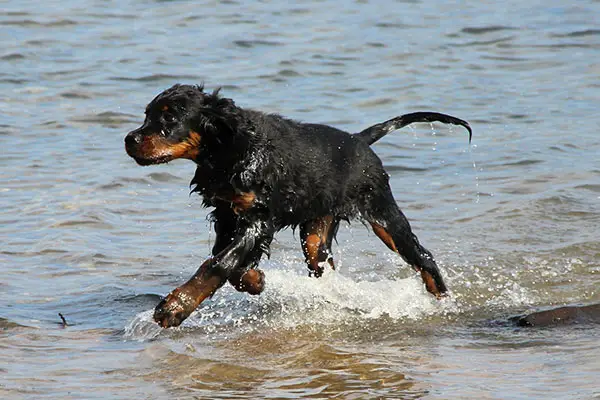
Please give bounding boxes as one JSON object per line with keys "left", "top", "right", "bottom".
{"left": 1, "top": 0, "right": 600, "bottom": 398}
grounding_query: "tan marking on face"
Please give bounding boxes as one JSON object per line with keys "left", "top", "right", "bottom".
{"left": 168, "top": 130, "right": 202, "bottom": 160}
{"left": 161, "top": 105, "right": 169, "bottom": 111}
{"left": 138, "top": 135, "right": 168, "bottom": 157}
{"left": 135, "top": 130, "right": 202, "bottom": 162}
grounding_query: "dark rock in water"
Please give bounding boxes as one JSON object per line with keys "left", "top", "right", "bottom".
{"left": 514, "top": 303, "right": 600, "bottom": 327}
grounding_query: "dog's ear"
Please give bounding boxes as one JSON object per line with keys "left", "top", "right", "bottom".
{"left": 197, "top": 100, "right": 237, "bottom": 134}
{"left": 195, "top": 90, "right": 243, "bottom": 135}
{"left": 194, "top": 90, "right": 260, "bottom": 149}
{"left": 210, "top": 92, "right": 238, "bottom": 119}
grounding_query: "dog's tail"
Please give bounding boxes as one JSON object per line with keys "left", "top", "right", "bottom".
{"left": 355, "top": 112, "right": 472, "bottom": 145}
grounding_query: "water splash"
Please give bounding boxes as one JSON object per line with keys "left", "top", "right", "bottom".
{"left": 123, "top": 253, "right": 541, "bottom": 341}
{"left": 124, "top": 261, "right": 462, "bottom": 341}
{"left": 251, "top": 267, "right": 442, "bottom": 322}
{"left": 123, "top": 310, "right": 163, "bottom": 341}
{"left": 468, "top": 143, "right": 481, "bottom": 204}
{"left": 430, "top": 122, "right": 438, "bottom": 151}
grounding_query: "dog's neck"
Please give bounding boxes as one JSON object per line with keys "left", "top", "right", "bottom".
{"left": 190, "top": 140, "right": 266, "bottom": 196}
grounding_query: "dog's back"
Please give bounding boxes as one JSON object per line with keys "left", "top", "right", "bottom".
{"left": 247, "top": 112, "right": 386, "bottom": 226}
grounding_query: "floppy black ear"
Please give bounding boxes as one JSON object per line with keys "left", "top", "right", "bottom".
{"left": 194, "top": 89, "right": 260, "bottom": 150}
{"left": 196, "top": 101, "right": 238, "bottom": 135}
{"left": 211, "top": 95, "right": 238, "bottom": 121}
{"left": 198, "top": 90, "right": 247, "bottom": 134}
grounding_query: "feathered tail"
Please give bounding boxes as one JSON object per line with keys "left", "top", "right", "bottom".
{"left": 355, "top": 112, "right": 472, "bottom": 145}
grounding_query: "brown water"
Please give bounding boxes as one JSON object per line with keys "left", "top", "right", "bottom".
{"left": 1, "top": 1, "right": 599, "bottom": 399}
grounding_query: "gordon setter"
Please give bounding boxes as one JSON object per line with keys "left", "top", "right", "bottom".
{"left": 124, "top": 84, "right": 472, "bottom": 328}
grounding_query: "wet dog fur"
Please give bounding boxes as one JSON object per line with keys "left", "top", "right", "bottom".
{"left": 124, "top": 84, "right": 472, "bottom": 328}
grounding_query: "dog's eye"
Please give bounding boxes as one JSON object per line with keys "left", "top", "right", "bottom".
{"left": 163, "top": 111, "right": 176, "bottom": 124}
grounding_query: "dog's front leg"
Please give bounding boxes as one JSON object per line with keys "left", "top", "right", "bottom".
{"left": 153, "top": 220, "right": 265, "bottom": 328}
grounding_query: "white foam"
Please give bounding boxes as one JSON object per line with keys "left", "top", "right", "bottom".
{"left": 123, "top": 264, "right": 451, "bottom": 340}
{"left": 123, "top": 256, "right": 538, "bottom": 340}
{"left": 178, "top": 262, "right": 456, "bottom": 335}
{"left": 259, "top": 267, "right": 439, "bottom": 320}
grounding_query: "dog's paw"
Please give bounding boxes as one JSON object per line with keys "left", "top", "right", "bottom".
{"left": 435, "top": 291, "right": 450, "bottom": 300}
{"left": 241, "top": 268, "right": 265, "bottom": 295}
{"left": 308, "top": 264, "right": 325, "bottom": 278}
{"left": 231, "top": 268, "right": 265, "bottom": 295}
{"left": 420, "top": 270, "right": 448, "bottom": 299}
{"left": 153, "top": 288, "right": 197, "bottom": 328}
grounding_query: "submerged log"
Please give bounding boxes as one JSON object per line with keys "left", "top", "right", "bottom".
{"left": 514, "top": 303, "right": 600, "bottom": 327}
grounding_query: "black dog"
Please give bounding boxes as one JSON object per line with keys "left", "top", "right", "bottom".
{"left": 124, "top": 84, "right": 472, "bottom": 328}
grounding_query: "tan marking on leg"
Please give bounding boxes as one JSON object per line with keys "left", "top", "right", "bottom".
{"left": 370, "top": 222, "right": 447, "bottom": 298}
{"left": 304, "top": 233, "right": 322, "bottom": 268}
{"left": 301, "top": 216, "right": 336, "bottom": 276}
{"left": 370, "top": 223, "right": 398, "bottom": 252}
{"left": 154, "top": 258, "right": 226, "bottom": 328}
{"left": 420, "top": 270, "right": 443, "bottom": 298}
{"left": 231, "top": 191, "right": 256, "bottom": 214}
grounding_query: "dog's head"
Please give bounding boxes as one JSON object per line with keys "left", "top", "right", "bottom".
{"left": 125, "top": 84, "right": 236, "bottom": 166}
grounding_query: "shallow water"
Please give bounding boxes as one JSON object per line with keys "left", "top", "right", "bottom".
{"left": 1, "top": 1, "right": 599, "bottom": 399}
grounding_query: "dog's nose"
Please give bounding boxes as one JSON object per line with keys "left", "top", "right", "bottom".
{"left": 125, "top": 131, "right": 142, "bottom": 148}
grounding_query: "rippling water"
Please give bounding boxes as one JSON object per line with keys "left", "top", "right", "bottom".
{"left": 1, "top": 1, "right": 599, "bottom": 399}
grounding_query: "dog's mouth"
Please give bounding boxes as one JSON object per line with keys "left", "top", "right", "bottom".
{"left": 125, "top": 137, "right": 176, "bottom": 166}
{"left": 125, "top": 130, "right": 202, "bottom": 166}
{"left": 132, "top": 154, "right": 174, "bottom": 166}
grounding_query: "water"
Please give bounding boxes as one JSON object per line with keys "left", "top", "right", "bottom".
{"left": 1, "top": 0, "right": 599, "bottom": 398}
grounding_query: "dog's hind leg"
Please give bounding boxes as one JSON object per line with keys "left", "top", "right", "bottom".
{"left": 363, "top": 191, "right": 448, "bottom": 297}
{"left": 300, "top": 216, "right": 340, "bottom": 277}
